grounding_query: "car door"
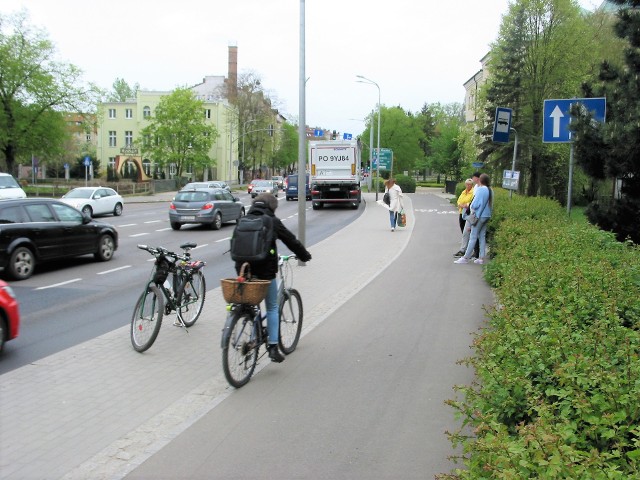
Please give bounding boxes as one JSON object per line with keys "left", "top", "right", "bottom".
{"left": 22, "top": 203, "right": 68, "bottom": 260}
{"left": 214, "top": 189, "right": 232, "bottom": 221}
{"left": 50, "top": 202, "right": 96, "bottom": 255}
{"left": 92, "top": 188, "right": 112, "bottom": 215}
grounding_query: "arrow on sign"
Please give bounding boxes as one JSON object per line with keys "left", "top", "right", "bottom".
{"left": 550, "top": 105, "right": 564, "bottom": 138}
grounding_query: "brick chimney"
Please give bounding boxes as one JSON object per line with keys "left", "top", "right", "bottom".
{"left": 227, "top": 45, "right": 238, "bottom": 101}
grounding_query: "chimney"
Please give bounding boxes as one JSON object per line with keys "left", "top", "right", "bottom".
{"left": 228, "top": 45, "right": 238, "bottom": 101}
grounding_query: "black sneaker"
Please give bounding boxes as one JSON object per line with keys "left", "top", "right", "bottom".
{"left": 268, "top": 344, "right": 285, "bottom": 363}
{"left": 453, "top": 250, "right": 464, "bottom": 257}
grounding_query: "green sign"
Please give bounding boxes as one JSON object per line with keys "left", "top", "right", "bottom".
{"left": 372, "top": 148, "right": 392, "bottom": 171}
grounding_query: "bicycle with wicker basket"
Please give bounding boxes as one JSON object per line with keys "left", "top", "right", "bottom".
{"left": 130, "top": 242, "right": 206, "bottom": 352}
{"left": 220, "top": 255, "right": 303, "bottom": 388}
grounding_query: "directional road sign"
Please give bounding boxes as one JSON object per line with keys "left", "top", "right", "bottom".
{"left": 372, "top": 148, "right": 392, "bottom": 170}
{"left": 543, "top": 97, "right": 606, "bottom": 143}
{"left": 492, "top": 107, "right": 513, "bottom": 143}
{"left": 343, "top": 133, "right": 352, "bottom": 140}
{"left": 314, "top": 129, "right": 324, "bottom": 137}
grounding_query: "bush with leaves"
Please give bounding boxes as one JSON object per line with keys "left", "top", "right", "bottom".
{"left": 441, "top": 194, "right": 640, "bottom": 479}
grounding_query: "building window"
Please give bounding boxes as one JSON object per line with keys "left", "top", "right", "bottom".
{"left": 109, "top": 131, "right": 117, "bottom": 147}
{"left": 143, "top": 106, "right": 151, "bottom": 118}
{"left": 86, "top": 133, "right": 91, "bottom": 142}
{"left": 109, "top": 157, "right": 116, "bottom": 169}
{"left": 126, "top": 108, "right": 133, "bottom": 119}
{"left": 125, "top": 131, "right": 133, "bottom": 146}
{"left": 142, "top": 159, "right": 151, "bottom": 176}
{"left": 204, "top": 109, "right": 211, "bottom": 119}
{"left": 109, "top": 108, "right": 116, "bottom": 119}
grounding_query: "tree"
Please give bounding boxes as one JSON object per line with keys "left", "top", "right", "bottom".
{"left": 0, "top": 10, "right": 99, "bottom": 174}
{"left": 108, "top": 78, "right": 139, "bottom": 102}
{"left": 271, "top": 122, "right": 298, "bottom": 174}
{"left": 138, "top": 87, "right": 218, "bottom": 180}
{"left": 480, "top": 0, "right": 600, "bottom": 198}
{"left": 572, "top": 0, "right": 640, "bottom": 243}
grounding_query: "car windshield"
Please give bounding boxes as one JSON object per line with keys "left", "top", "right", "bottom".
{"left": 64, "top": 189, "right": 93, "bottom": 199}
{"left": 256, "top": 181, "right": 271, "bottom": 186}
{"left": 175, "top": 191, "right": 210, "bottom": 202}
{"left": 0, "top": 176, "right": 21, "bottom": 188}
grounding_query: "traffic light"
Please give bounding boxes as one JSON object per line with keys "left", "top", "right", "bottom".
{"left": 331, "top": 130, "right": 336, "bottom": 140}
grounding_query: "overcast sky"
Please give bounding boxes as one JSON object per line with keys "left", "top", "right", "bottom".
{"left": 4, "top": 0, "right": 600, "bottom": 139}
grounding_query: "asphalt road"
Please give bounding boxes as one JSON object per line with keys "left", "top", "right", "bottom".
{"left": 1, "top": 194, "right": 363, "bottom": 374}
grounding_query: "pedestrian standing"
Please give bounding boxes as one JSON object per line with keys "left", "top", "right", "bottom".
{"left": 454, "top": 178, "right": 474, "bottom": 256}
{"left": 454, "top": 173, "right": 493, "bottom": 265}
{"left": 384, "top": 177, "right": 404, "bottom": 232}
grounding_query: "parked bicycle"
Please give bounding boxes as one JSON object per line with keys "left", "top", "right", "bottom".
{"left": 131, "top": 242, "right": 206, "bottom": 352}
{"left": 221, "top": 254, "right": 303, "bottom": 388}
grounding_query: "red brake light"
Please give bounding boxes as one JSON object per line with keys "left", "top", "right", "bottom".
{"left": 169, "top": 203, "right": 176, "bottom": 210}
{"left": 202, "top": 202, "right": 214, "bottom": 211}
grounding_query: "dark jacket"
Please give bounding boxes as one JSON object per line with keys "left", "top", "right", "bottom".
{"left": 234, "top": 204, "right": 311, "bottom": 280}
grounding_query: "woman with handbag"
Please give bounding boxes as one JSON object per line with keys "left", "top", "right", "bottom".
{"left": 454, "top": 173, "right": 492, "bottom": 264}
{"left": 384, "top": 177, "right": 404, "bottom": 232}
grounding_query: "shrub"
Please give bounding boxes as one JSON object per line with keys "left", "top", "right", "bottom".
{"left": 443, "top": 194, "right": 640, "bottom": 479}
{"left": 395, "top": 174, "right": 416, "bottom": 193}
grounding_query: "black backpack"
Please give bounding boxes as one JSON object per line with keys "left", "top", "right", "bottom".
{"left": 230, "top": 214, "right": 275, "bottom": 263}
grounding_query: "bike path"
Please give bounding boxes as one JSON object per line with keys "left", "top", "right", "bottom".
{"left": 1, "top": 192, "right": 430, "bottom": 480}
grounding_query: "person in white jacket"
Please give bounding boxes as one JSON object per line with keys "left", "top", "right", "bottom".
{"left": 384, "top": 177, "right": 404, "bottom": 232}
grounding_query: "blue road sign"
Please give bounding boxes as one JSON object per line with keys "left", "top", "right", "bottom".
{"left": 83, "top": 156, "right": 91, "bottom": 166}
{"left": 543, "top": 97, "right": 606, "bottom": 143}
{"left": 314, "top": 129, "right": 324, "bottom": 137}
{"left": 343, "top": 133, "right": 352, "bottom": 140}
{"left": 492, "top": 107, "right": 512, "bottom": 143}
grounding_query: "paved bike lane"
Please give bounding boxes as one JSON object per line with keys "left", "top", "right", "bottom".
{"left": 1, "top": 191, "right": 429, "bottom": 480}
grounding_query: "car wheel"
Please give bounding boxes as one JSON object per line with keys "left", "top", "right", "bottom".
{"left": 8, "top": 246, "right": 35, "bottom": 280}
{"left": 236, "top": 208, "right": 246, "bottom": 223}
{"left": 170, "top": 222, "right": 181, "bottom": 230}
{"left": 113, "top": 203, "right": 123, "bottom": 216}
{"left": 94, "top": 234, "right": 115, "bottom": 261}
{"left": 82, "top": 205, "right": 93, "bottom": 217}
{"left": 212, "top": 212, "right": 222, "bottom": 230}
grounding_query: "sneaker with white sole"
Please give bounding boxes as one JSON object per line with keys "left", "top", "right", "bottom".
{"left": 474, "top": 258, "right": 486, "bottom": 264}
{"left": 454, "top": 257, "right": 470, "bottom": 264}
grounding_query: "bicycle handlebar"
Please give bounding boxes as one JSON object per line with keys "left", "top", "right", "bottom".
{"left": 137, "top": 243, "right": 195, "bottom": 263}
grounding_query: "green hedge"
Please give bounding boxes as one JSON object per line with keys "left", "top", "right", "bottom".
{"left": 443, "top": 193, "right": 640, "bottom": 479}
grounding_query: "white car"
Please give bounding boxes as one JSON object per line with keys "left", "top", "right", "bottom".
{"left": 61, "top": 187, "right": 124, "bottom": 217}
{"left": 250, "top": 180, "right": 278, "bottom": 198}
{"left": 0, "top": 173, "right": 27, "bottom": 199}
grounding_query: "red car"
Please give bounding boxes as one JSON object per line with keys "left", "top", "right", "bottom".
{"left": 0, "top": 279, "right": 20, "bottom": 353}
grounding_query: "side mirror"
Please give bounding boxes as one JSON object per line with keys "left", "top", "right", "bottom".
{"left": 234, "top": 196, "right": 240, "bottom": 202}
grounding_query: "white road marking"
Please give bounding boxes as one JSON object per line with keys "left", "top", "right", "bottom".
{"left": 35, "top": 278, "right": 82, "bottom": 290}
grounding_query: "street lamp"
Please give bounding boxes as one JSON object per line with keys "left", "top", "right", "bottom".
{"left": 356, "top": 75, "right": 381, "bottom": 200}
{"left": 242, "top": 119, "right": 258, "bottom": 181}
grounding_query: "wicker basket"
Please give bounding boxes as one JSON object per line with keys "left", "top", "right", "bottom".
{"left": 220, "top": 263, "right": 270, "bottom": 305}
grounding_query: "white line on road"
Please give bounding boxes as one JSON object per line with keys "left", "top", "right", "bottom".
{"left": 35, "top": 278, "right": 82, "bottom": 290}
{"left": 155, "top": 228, "right": 172, "bottom": 232}
{"left": 144, "top": 220, "right": 163, "bottom": 224}
{"left": 97, "top": 266, "right": 132, "bottom": 275}
{"left": 215, "top": 237, "right": 230, "bottom": 243}
{"left": 130, "top": 233, "right": 149, "bottom": 237}
{"left": 119, "top": 224, "right": 138, "bottom": 227}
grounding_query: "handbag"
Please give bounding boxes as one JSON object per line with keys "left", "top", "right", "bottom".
{"left": 467, "top": 212, "right": 478, "bottom": 226}
{"left": 397, "top": 209, "right": 406, "bottom": 227}
{"left": 383, "top": 191, "right": 390, "bottom": 206}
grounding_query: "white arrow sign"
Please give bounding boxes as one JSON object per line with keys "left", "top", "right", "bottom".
{"left": 550, "top": 105, "right": 564, "bottom": 138}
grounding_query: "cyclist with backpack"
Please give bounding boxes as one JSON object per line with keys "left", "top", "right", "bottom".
{"left": 230, "top": 193, "right": 312, "bottom": 363}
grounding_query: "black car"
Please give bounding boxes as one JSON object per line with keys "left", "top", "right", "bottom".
{"left": 169, "top": 188, "right": 245, "bottom": 230}
{"left": 0, "top": 198, "right": 119, "bottom": 280}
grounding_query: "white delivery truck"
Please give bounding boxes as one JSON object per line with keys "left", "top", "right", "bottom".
{"left": 309, "top": 140, "right": 362, "bottom": 210}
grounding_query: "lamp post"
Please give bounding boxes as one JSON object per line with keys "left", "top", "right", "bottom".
{"left": 356, "top": 75, "right": 381, "bottom": 200}
{"left": 242, "top": 119, "right": 258, "bottom": 182}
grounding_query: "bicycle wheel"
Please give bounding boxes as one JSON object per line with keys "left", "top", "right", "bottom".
{"left": 131, "top": 285, "right": 164, "bottom": 352}
{"left": 222, "top": 310, "right": 259, "bottom": 388}
{"left": 279, "top": 288, "right": 303, "bottom": 354}
{"left": 176, "top": 270, "right": 206, "bottom": 327}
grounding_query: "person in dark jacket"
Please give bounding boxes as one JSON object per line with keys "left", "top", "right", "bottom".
{"left": 235, "top": 193, "right": 311, "bottom": 362}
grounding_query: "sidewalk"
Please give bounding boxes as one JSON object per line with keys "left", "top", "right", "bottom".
{"left": 1, "top": 191, "right": 454, "bottom": 480}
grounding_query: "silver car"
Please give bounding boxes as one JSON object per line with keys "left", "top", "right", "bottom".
{"left": 250, "top": 180, "right": 278, "bottom": 198}
{"left": 182, "top": 181, "right": 231, "bottom": 192}
{"left": 169, "top": 188, "right": 245, "bottom": 230}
